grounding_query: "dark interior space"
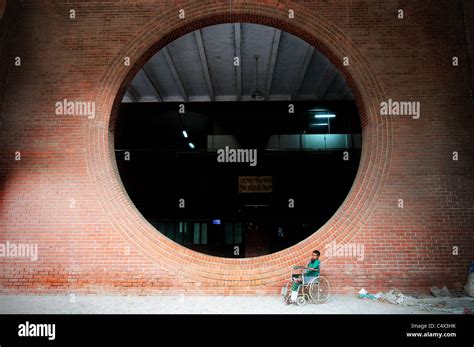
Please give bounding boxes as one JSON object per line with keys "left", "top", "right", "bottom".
{"left": 115, "top": 100, "right": 361, "bottom": 257}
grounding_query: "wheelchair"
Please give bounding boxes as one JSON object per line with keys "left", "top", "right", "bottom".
{"left": 281, "top": 265, "right": 330, "bottom": 306}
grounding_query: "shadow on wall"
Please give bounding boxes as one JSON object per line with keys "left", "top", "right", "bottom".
{"left": 0, "top": 1, "right": 5, "bottom": 20}
{"left": 0, "top": 0, "right": 7, "bottom": 197}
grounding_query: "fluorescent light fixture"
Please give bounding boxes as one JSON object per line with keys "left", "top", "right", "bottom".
{"left": 182, "top": 130, "right": 188, "bottom": 138}
{"left": 314, "top": 114, "right": 336, "bottom": 118}
{"left": 188, "top": 143, "right": 195, "bottom": 149}
{"left": 308, "top": 108, "right": 336, "bottom": 118}
{"left": 314, "top": 123, "right": 328, "bottom": 126}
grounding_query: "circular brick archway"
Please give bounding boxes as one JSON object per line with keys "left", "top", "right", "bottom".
{"left": 86, "top": 1, "right": 391, "bottom": 292}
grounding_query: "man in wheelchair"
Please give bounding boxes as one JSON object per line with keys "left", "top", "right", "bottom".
{"left": 288, "top": 250, "right": 320, "bottom": 303}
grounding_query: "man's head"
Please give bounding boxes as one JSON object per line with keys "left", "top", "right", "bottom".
{"left": 312, "top": 250, "right": 320, "bottom": 260}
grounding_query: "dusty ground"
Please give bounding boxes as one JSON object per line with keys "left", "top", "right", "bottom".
{"left": 0, "top": 294, "right": 454, "bottom": 314}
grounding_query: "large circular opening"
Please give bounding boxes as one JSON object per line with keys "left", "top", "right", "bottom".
{"left": 114, "top": 23, "right": 362, "bottom": 258}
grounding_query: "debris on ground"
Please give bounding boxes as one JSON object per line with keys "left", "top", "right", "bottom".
{"left": 357, "top": 288, "right": 474, "bottom": 314}
{"left": 464, "top": 262, "right": 474, "bottom": 297}
{"left": 430, "top": 286, "right": 451, "bottom": 297}
{"left": 377, "top": 290, "right": 416, "bottom": 305}
{"left": 357, "top": 288, "right": 378, "bottom": 300}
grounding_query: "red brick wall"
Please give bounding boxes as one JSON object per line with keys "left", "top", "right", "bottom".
{"left": 0, "top": 0, "right": 473, "bottom": 295}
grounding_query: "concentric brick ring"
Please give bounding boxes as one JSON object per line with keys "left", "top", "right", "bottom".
{"left": 86, "top": 0, "right": 391, "bottom": 290}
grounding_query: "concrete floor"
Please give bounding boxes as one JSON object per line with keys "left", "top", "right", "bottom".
{"left": 0, "top": 294, "right": 442, "bottom": 314}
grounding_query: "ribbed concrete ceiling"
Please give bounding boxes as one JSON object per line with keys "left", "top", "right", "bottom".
{"left": 123, "top": 23, "right": 353, "bottom": 103}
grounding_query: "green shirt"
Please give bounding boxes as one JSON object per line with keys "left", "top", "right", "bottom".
{"left": 305, "top": 259, "right": 320, "bottom": 277}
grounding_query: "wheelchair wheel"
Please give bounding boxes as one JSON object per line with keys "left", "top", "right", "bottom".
{"left": 308, "top": 276, "right": 330, "bottom": 304}
{"left": 296, "top": 295, "right": 307, "bottom": 306}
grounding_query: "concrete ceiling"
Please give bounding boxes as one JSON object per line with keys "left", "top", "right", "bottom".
{"left": 122, "top": 23, "right": 354, "bottom": 103}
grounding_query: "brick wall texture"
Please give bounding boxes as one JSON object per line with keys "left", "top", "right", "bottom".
{"left": 0, "top": 0, "right": 473, "bottom": 295}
